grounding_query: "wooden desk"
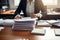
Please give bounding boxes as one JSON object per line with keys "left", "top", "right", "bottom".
{"left": 0, "top": 10, "right": 14, "bottom": 14}
{"left": 0, "top": 26, "right": 60, "bottom": 40}
{"left": 0, "top": 10, "right": 15, "bottom": 19}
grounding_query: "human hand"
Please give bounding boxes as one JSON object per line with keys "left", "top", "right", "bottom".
{"left": 14, "top": 14, "right": 22, "bottom": 19}
{"left": 31, "top": 14, "right": 38, "bottom": 18}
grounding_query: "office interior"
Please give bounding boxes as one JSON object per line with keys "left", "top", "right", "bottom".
{"left": 0, "top": 0, "right": 60, "bottom": 40}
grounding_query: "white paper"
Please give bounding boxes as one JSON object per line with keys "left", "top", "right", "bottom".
{"left": 13, "top": 18, "right": 36, "bottom": 30}
{"left": 47, "top": 20, "right": 59, "bottom": 24}
{"left": 31, "top": 29, "right": 45, "bottom": 34}
{"left": 54, "top": 29, "right": 60, "bottom": 35}
{"left": 53, "top": 22, "right": 60, "bottom": 27}
{"left": 37, "top": 21, "right": 52, "bottom": 26}
{"left": 22, "top": 17, "right": 38, "bottom": 20}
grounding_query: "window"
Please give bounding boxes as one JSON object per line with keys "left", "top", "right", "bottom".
{"left": 14, "top": 0, "right": 20, "bottom": 6}
{"left": 42, "top": 0, "right": 60, "bottom": 15}
{"left": 42, "top": 0, "right": 57, "bottom": 5}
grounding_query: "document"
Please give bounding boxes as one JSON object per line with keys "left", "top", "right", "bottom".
{"left": 47, "top": 20, "right": 59, "bottom": 24}
{"left": 37, "top": 21, "right": 52, "bottom": 27}
{"left": 21, "top": 17, "right": 38, "bottom": 20}
{"left": 54, "top": 29, "right": 60, "bottom": 36}
{"left": 31, "top": 29, "right": 45, "bottom": 35}
{"left": 12, "top": 17, "right": 37, "bottom": 30}
{"left": 52, "top": 22, "right": 60, "bottom": 27}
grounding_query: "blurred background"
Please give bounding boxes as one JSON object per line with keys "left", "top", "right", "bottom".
{"left": 0, "top": 0, "right": 60, "bottom": 19}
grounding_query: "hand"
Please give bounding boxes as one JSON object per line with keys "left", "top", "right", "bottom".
{"left": 31, "top": 14, "right": 38, "bottom": 18}
{"left": 14, "top": 14, "right": 22, "bottom": 19}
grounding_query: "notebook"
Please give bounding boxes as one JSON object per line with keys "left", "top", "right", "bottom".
{"left": 54, "top": 29, "right": 60, "bottom": 36}
{"left": 31, "top": 29, "right": 46, "bottom": 35}
{"left": 37, "top": 21, "right": 52, "bottom": 27}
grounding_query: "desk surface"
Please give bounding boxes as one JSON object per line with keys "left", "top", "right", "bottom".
{"left": 0, "top": 26, "right": 60, "bottom": 40}
{"left": 0, "top": 10, "right": 15, "bottom": 14}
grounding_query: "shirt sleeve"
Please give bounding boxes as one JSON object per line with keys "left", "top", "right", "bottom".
{"left": 37, "top": 13, "right": 43, "bottom": 18}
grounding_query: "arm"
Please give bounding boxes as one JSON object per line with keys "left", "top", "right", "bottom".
{"left": 14, "top": 0, "right": 22, "bottom": 17}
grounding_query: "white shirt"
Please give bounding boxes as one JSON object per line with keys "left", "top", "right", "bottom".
{"left": 26, "top": 0, "right": 35, "bottom": 17}
{"left": 22, "top": 0, "right": 42, "bottom": 18}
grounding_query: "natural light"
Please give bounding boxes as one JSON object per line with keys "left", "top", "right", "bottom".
{"left": 42, "top": 0, "right": 57, "bottom": 5}
{"left": 14, "top": 0, "right": 20, "bottom": 6}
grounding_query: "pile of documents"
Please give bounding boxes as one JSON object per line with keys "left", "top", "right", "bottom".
{"left": 31, "top": 29, "right": 46, "bottom": 35}
{"left": 12, "top": 17, "right": 37, "bottom": 30}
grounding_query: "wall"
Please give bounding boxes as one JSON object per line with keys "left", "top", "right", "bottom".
{"left": 9, "top": 0, "right": 14, "bottom": 9}
{"left": 57, "top": 0, "right": 60, "bottom": 8}
{"left": 43, "top": 0, "right": 60, "bottom": 20}
{"left": 47, "top": 0, "right": 60, "bottom": 8}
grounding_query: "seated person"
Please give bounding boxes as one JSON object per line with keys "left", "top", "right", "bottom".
{"left": 0, "top": 0, "right": 2, "bottom": 13}
{"left": 14, "top": 0, "right": 46, "bottom": 19}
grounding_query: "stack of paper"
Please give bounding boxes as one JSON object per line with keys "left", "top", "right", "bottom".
{"left": 22, "top": 17, "right": 38, "bottom": 20}
{"left": 54, "top": 29, "right": 60, "bottom": 36}
{"left": 12, "top": 19, "right": 36, "bottom": 30}
{"left": 31, "top": 29, "right": 46, "bottom": 35}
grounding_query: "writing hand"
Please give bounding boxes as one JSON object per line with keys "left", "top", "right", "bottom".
{"left": 14, "top": 14, "right": 22, "bottom": 19}
{"left": 31, "top": 14, "right": 38, "bottom": 18}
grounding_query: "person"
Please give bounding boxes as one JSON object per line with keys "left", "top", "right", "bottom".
{"left": 0, "top": 0, "right": 2, "bottom": 14}
{"left": 0, "top": 0, "right": 2, "bottom": 8}
{"left": 14, "top": 0, "right": 46, "bottom": 19}
{"left": 0, "top": 0, "right": 2, "bottom": 11}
